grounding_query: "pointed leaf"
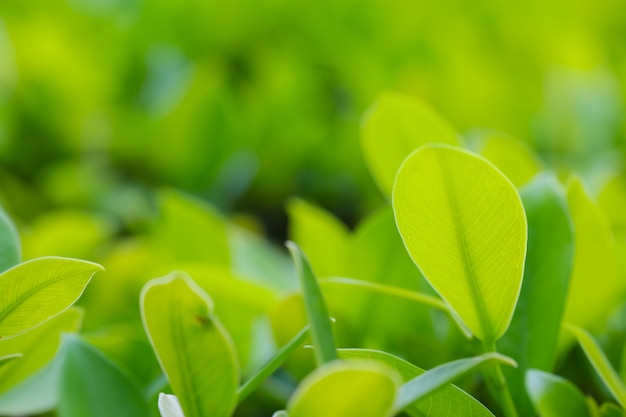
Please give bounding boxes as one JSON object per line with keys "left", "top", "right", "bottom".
{"left": 339, "top": 348, "right": 496, "bottom": 417}
{"left": 393, "top": 144, "right": 527, "bottom": 342}
{"left": 395, "top": 353, "right": 516, "bottom": 412}
{"left": 286, "top": 241, "right": 337, "bottom": 366}
{"left": 498, "top": 174, "right": 574, "bottom": 414}
{"left": 564, "top": 179, "right": 620, "bottom": 329}
{"left": 288, "top": 361, "right": 398, "bottom": 417}
{"left": 58, "top": 335, "right": 151, "bottom": 417}
{"left": 361, "top": 92, "right": 459, "bottom": 196}
{"left": 525, "top": 369, "right": 592, "bottom": 417}
{"left": 567, "top": 325, "right": 626, "bottom": 408}
{"left": 158, "top": 393, "right": 185, "bottom": 417}
{"left": 0, "top": 208, "right": 20, "bottom": 273}
{"left": 0, "top": 257, "right": 102, "bottom": 339}
{"left": 0, "top": 308, "right": 82, "bottom": 394}
{"left": 141, "top": 273, "right": 239, "bottom": 417}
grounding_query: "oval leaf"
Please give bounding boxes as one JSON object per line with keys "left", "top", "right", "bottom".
{"left": 288, "top": 360, "right": 398, "bottom": 417}
{"left": 393, "top": 144, "right": 527, "bottom": 342}
{"left": 339, "top": 348, "right": 496, "bottom": 417}
{"left": 141, "top": 273, "right": 239, "bottom": 417}
{"left": 0, "top": 208, "right": 20, "bottom": 273}
{"left": 361, "top": 92, "right": 459, "bottom": 196}
{"left": 525, "top": 369, "right": 592, "bottom": 417}
{"left": 0, "top": 257, "right": 102, "bottom": 339}
{"left": 58, "top": 335, "right": 151, "bottom": 417}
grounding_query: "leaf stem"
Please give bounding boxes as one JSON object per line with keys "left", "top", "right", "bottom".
{"left": 482, "top": 340, "right": 518, "bottom": 417}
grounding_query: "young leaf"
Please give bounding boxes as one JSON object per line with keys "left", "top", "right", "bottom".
{"left": 393, "top": 144, "right": 527, "bottom": 343}
{"left": 394, "top": 353, "right": 517, "bottom": 412}
{"left": 339, "top": 348, "right": 496, "bottom": 416}
{"left": 287, "top": 360, "right": 399, "bottom": 417}
{"left": 567, "top": 325, "right": 626, "bottom": 408}
{"left": 58, "top": 335, "right": 152, "bottom": 417}
{"left": 141, "top": 273, "right": 239, "bottom": 417}
{"left": 0, "top": 354, "right": 21, "bottom": 368}
{"left": 525, "top": 369, "right": 592, "bottom": 417}
{"left": 286, "top": 241, "right": 337, "bottom": 366}
{"left": 0, "top": 257, "right": 102, "bottom": 339}
{"left": 0, "top": 308, "right": 82, "bottom": 395}
{"left": 238, "top": 325, "right": 309, "bottom": 402}
{"left": 0, "top": 208, "right": 20, "bottom": 273}
{"left": 158, "top": 393, "right": 185, "bottom": 417}
{"left": 498, "top": 174, "right": 574, "bottom": 414}
{"left": 361, "top": 92, "right": 459, "bottom": 196}
{"left": 564, "top": 179, "right": 620, "bottom": 330}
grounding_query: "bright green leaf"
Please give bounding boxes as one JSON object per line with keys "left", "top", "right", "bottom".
{"left": 141, "top": 273, "right": 239, "bottom": 417}
{"left": 361, "top": 92, "right": 459, "bottom": 196}
{"left": 567, "top": 325, "right": 626, "bottom": 408}
{"left": 158, "top": 393, "right": 185, "bottom": 417}
{"left": 0, "top": 257, "right": 102, "bottom": 340}
{"left": 0, "top": 308, "right": 82, "bottom": 394}
{"left": 288, "top": 360, "right": 398, "bottom": 417}
{"left": 498, "top": 174, "right": 574, "bottom": 415}
{"left": 287, "top": 198, "right": 350, "bottom": 277}
{"left": 393, "top": 144, "right": 527, "bottom": 342}
{"left": 339, "top": 348, "right": 496, "bottom": 417}
{"left": 395, "top": 353, "right": 516, "bottom": 412}
{"left": 0, "top": 208, "right": 20, "bottom": 273}
{"left": 58, "top": 335, "right": 151, "bottom": 417}
{"left": 286, "top": 241, "right": 337, "bottom": 366}
{"left": 564, "top": 179, "right": 620, "bottom": 330}
{"left": 525, "top": 369, "right": 592, "bottom": 417}
{"left": 0, "top": 354, "right": 21, "bottom": 368}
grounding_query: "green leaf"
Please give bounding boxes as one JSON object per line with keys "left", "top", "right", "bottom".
{"left": 286, "top": 242, "right": 337, "bottom": 366}
{"left": 287, "top": 198, "right": 350, "bottom": 277}
{"left": 567, "top": 325, "right": 626, "bottom": 408}
{"left": 474, "top": 131, "right": 542, "bottom": 188}
{"left": 395, "top": 353, "right": 516, "bottom": 412}
{"left": 525, "top": 369, "right": 592, "bottom": 417}
{"left": 141, "top": 273, "right": 239, "bottom": 417}
{"left": 498, "top": 174, "right": 574, "bottom": 414}
{"left": 339, "top": 348, "right": 496, "bottom": 417}
{"left": 0, "top": 257, "right": 102, "bottom": 339}
{"left": 158, "top": 393, "right": 185, "bottom": 417}
{"left": 393, "top": 144, "right": 527, "bottom": 342}
{"left": 361, "top": 92, "right": 459, "bottom": 196}
{"left": 238, "top": 325, "right": 309, "bottom": 402}
{"left": 58, "top": 335, "right": 152, "bottom": 417}
{"left": 0, "top": 359, "right": 60, "bottom": 415}
{"left": 0, "top": 208, "right": 20, "bottom": 273}
{"left": 598, "top": 403, "right": 624, "bottom": 417}
{"left": 287, "top": 360, "right": 399, "bottom": 417}
{"left": 564, "top": 179, "right": 620, "bottom": 330}
{"left": 0, "top": 308, "right": 82, "bottom": 395}
{"left": 0, "top": 354, "right": 21, "bottom": 368}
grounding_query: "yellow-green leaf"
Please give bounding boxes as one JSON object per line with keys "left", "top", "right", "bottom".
{"left": 288, "top": 360, "right": 399, "bottom": 417}
{"left": 141, "top": 273, "right": 239, "bottom": 417}
{"left": 0, "top": 208, "right": 20, "bottom": 273}
{"left": 393, "top": 144, "right": 527, "bottom": 342}
{"left": 361, "top": 92, "right": 459, "bottom": 196}
{"left": 0, "top": 257, "right": 102, "bottom": 340}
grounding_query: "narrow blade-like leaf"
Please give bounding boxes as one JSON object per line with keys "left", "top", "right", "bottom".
{"left": 0, "top": 257, "right": 102, "bottom": 339}
{"left": 141, "top": 273, "right": 239, "bottom": 417}
{"left": 58, "top": 335, "right": 151, "bottom": 417}
{"left": 525, "top": 369, "right": 592, "bottom": 417}
{"left": 393, "top": 144, "right": 527, "bottom": 342}
{"left": 394, "top": 353, "right": 517, "bottom": 412}
{"left": 498, "top": 174, "right": 574, "bottom": 414}
{"left": 361, "top": 92, "right": 459, "bottom": 196}
{"left": 286, "top": 241, "right": 337, "bottom": 366}
{"left": 288, "top": 361, "right": 399, "bottom": 417}
{"left": 0, "top": 208, "right": 20, "bottom": 273}
{"left": 339, "top": 348, "right": 496, "bottom": 416}
{"left": 567, "top": 325, "right": 626, "bottom": 408}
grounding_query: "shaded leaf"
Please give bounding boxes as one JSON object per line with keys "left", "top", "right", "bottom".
{"left": 0, "top": 208, "right": 20, "bottom": 273}
{"left": 393, "top": 144, "right": 527, "bottom": 342}
{"left": 525, "top": 369, "right": 592, "bottom": 417}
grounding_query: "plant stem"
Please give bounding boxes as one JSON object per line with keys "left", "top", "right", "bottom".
{"left": 482, "top": 340, "right": 518, "bottom": 417}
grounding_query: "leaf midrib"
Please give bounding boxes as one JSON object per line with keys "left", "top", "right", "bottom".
{"left": 435, "top": 151, "right": 493, "bottom": 342}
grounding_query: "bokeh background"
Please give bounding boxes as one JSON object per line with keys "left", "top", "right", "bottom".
{"left": 1, "top": 0, "right": 625, "bottom": 236}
